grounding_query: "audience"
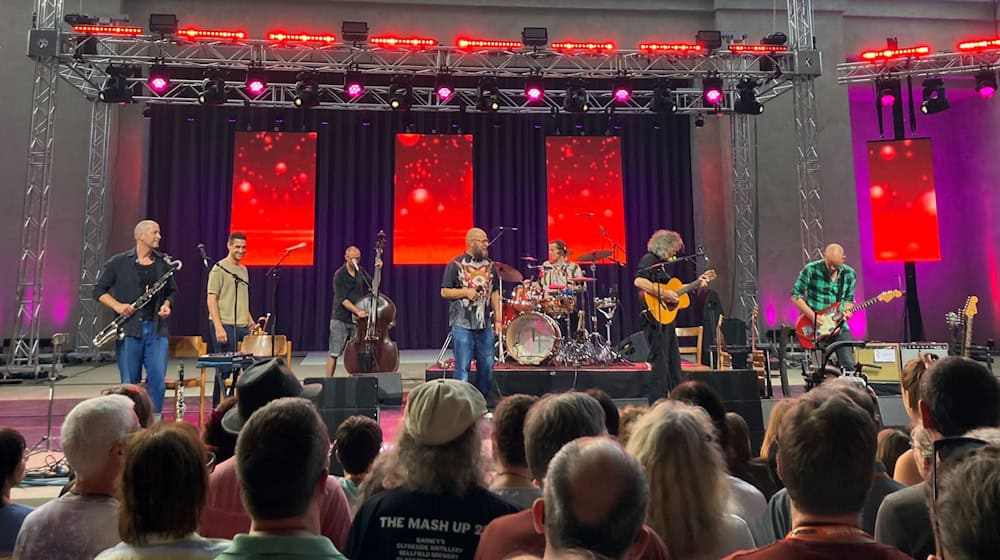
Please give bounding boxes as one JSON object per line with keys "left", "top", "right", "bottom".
{"left": 489, "top": 394, "right": 542, "bottom": 509}
{"left": 216, "top": 398, "right": 347, "bottom": 560}
{"left": 583, "top": 388, "right": 620, "bottom": 437}
{"left": 102, "top": 384, "right": 156, "bottom": 428}
{"left": 758, "top": 399, "right": 792, "bottom": 493}
{"left": 617, "top": 405, "right": 649, "bottom": 449}
{"left": 14, "top": 394, "right": 140, "bottom": 560}
{"left": 198, "top": 358, "right": 352, "bottom": 551}
{"left": 0, "top": 428, "right": 31, "bottom": 556}
{"left": 875, "top": 356, "right": 1000, "bottom": 560}
{"left": 725, "top": 412, "right": 778, "bottom": 501}
{"left": 876, "top": 429, "right": 911, "bottom": 480}
{"left": 202, "top": 396, "right": 238, "bottom": 465}
{"left": 333, "top": 415, "right": 383, "bottom": 508}
{"left": 929, "top": 442, "right": 1000, "bottom": 560}
{"left": 892, "top": 356, "right": 935, "bottom": 485}
{"left": 354, "top": 449, "right": 399, "bottom": 511}
{"left": 346, "top": 378, "right": 519, "bottom": 559}
{"left": 533, "top": 438, "right": 648, "bottom": 559}
{"left": 96, "top": 422, "right": 229, "bottom": 559}
{"left": 628, "top": 400, "right": 755, "bottom": 559}
{"left": 724, "top": 391, "right": 910, "bottom": 560}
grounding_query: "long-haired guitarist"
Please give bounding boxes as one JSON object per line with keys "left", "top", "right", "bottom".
{"left": 791, "top": 243, "right": 857, "bottom": 370}
{"left": 634, "top": 230, "right": 710, "bottom": 402}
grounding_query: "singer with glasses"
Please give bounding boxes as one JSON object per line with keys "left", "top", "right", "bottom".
{"left": 94, "top": 220, "right": 176, "bottom": 418}
{"left": 206, "top": 232, "right": 255, "bottom": 406}
{"left": 327, "top": 245, "right": 381, "bottom": 377}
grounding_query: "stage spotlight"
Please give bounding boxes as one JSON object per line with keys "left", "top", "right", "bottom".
{"left": 477, "top": 76, "right": 501, "bottom": 112}
{"left": 702, "top": 77, "right": 723, "bottom": 106}
{"left": 147, "top": 64, "right": 170, "bottom": 94}
{"left": 245, "top": 68, "right": 267, "bottom": 97}
{"left": 878, "top": 87, "right": 896, "bottom": 107}
{"left": 563, "top": 80, "right": 589, "bottom": 113}
{"left": 99, "top": 65, "right": 136, "bottom": 103}
{"left": 148, "top": 13, "right": 178, "bottom": 35}
{"left": 341, "top": 21, "right": 369, "bottom": 43}
{"left": 524, "top": 75, "right": 545, "bottom": 102}
{"left": 975, "top": 70, "right": 997, "bottom": 98}
{"left": 696, "top": 30, "right": 723, "bottom": 51}
{"left": 694, "top": 114, "right": 705, "bottom": 128}
{"left": 920, "top": 78, "right": 949, "bottom": 114}
{"left": 197, "top": 71, "right": 227, "bottom": 105}
{"left": 293, "top": 71, "right": 320, "bottom": 108}
{"left": 734, "top": 79, "right": 764, "bottom": 115}
{"left": 389, "top": 76, "right": 413, "bottom": 111}
{"left": 344, "top": 69, "right": 364, "bottom": 98}
{"left": 522, "top": 27, "right": 548, "bottom": 48}
{"left": 435, "top": 73, "right": 454, "bottom": 102}
{"left": 650, "top": 81, "right": 677, "bottom": 114}
{"left": 611, "top": 76, "right": 632, "bottom": 103}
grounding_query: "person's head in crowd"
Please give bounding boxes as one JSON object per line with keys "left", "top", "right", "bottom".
{"left": 919, "top": 356, "right": 1000, "bottom": 439}
{"left": 334, "top": 415, "right": 383, "bottom": 479}
{"left": 760, "top": 398, "right": 794, "bottom": 459}
{"left": 202, "top": 396, "right": 238, "bottom": 465}
{"left": 900, "top": 355, "right": 935, "bottom": 424}
{"left": 814, "top": 378, "right": 882, "bottom": 430}
{"left": 524, "top": 392, "right": 606, "bottom": 486}
{"left": 778, "top": 391, "right": 876, "bottom": 523}
{"left": 101, "top": 384, "right": 155, "bottom": 428}
{"left": 62, "top": 394, "right": 140, "bottom": 492}
{"left": 119, "top": 422, "right": 212, "bottom": 544}
{"left": 669, "top": 380, "right": 730, "bottom": 462}
{"left": 222, "top": 357, "right": 322, "bottom": 435}
{"left": 725, "top": 412, "right": 753, "bottom": 465}
{"left": 616, "top": 405, "right": 649, "bottom": 449}
{"left": 0, "top": 428, "right": 27, "bottom": 498}
{"left": 491, "top": 394, "right": 539, "bottom": 474}
{"left": 876, "top": 429, "right": 912, "bottom": 478}
{"left": 355, "top": 449, "right": 400, "bottom": 509}
{"left": 583, "top": 389, "right": 620, "bottom": 437}
{"left": 236, "top": 398, "right": 329, "bottom": 531}
{"left": 626, "top": 400, "right": 731, "bottom": 558}
{"left": 929, "top": 443, "right": 1000, "bottom": 560}
{"left": 910, "top": 425, "right": 934, "bottom": 481}
{"left": 534, "top": 438, "right": 648, "bottom": 559}
{"left": 398, "top": 378, "right": 488, "bottom": 496}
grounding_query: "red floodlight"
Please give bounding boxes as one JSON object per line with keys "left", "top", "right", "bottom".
{"left": 638, "top": 42, "right": 703, "bottom": 53}
{"left": 370, "top": 36, "right": 438, "bottom": 48}
{"left": 550, "top": 41, "right": 615, "bottom": 52}
{"left": 267, "top": 32, "right": 337, "bottom": 44}
{"left": 456, "top": 38, "right": 523, "bottom": 50}
{"left": 72, "top": 24, "right": 143, "bottom": 36}
{"left": 729, "top": 43, "right": 790, "bottom": 53}
{"left": 178, "top": 28, "right": 248, "bottom": 41}
{"left": 859, "top": 45, "right": 930, "bottom": 61}
{"left": 958, "top": 38, "right": 1000, "bottom": 52}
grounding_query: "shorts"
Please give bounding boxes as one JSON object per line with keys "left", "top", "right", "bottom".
{"left": 328, "top": 319, "right": 356, "bottom": 357}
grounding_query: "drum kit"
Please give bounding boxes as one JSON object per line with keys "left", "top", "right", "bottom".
{"left": 495, "top": 249, "right": 623, "bottom": 367}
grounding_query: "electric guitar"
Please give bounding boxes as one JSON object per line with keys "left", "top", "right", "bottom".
{"left": 961, "top": 296, "right": 979, "bottom": 358}
{"left": 795, "top": 290, "right": 902, "bottom": 349}
{"left": 641, "top": 269, "right": 717, "bottom": 326}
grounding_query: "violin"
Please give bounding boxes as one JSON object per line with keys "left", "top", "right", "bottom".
{"left": 344, "top": 231, "right": 400, "bottom": 374}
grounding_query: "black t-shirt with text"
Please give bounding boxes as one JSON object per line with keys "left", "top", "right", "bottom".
{"left": 332, "top": 265, "right": 368, "bottom": 323}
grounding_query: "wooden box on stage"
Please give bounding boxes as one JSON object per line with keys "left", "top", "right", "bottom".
{"left": 854, "top": 343, "right": 901, "bottom": 382}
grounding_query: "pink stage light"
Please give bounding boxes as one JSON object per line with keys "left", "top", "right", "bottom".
{"left": 346, "top": 82, "right": 364, "bottom": 98}
{"left": 880, "top": 92, "right": 897, "bottom": 106}
{"left": 980, "top": 85, "right": 997, "bottom": 98}
{"left": 436, "top": 85, "right": 453, "bottom": 101}
{"left": 613, "top": 86, "right": 631, "bottom": 103}
{"left": 526, "top": 87, "right": 543, "bottom": 101}
{"left": 247, "top": 79, "right": 266, "bottom": 95}
{"left": 149, "top": 76, "right": 169, "bottom": 93}
{"left": 705, "top": 88, "right": 722, "bottom": 104}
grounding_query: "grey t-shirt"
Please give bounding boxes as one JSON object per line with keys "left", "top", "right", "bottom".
{"left": 14, "top": 493, "right": 121, "bottom": 560}
{"left": 442, "top": 253, "right": 499, "bottom": 330}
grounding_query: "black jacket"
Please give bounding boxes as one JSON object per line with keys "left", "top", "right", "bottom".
{"left": 93, "top": 248, "right": 177, "bottom": 338}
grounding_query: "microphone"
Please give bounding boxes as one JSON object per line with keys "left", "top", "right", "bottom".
{"left": 576, "top": 212, "right": 595, "bottom": 217}
{"left": 697, "top": 245, "right": 710, "bottom": 263}
{"left": 197, "top": 243, "right": 210, "bottom": 269}
{"left": 284, "top": 242, "right": 307, "bottom": 252}
{"left": 498, "top": 226, "right": 518, "bottom": 231}
{"left": 351, "top": 258, "right": 361, "bottom": 270}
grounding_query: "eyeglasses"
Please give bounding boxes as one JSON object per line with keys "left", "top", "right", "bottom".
{"left": 931, "top": 436, "right": 988, "bottom": 560}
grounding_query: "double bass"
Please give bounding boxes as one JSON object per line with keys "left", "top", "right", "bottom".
{"left": 344, "top": 231, "right": 400, "bottom": 373}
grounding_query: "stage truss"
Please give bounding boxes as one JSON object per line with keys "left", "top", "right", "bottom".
{"left": 7, "top": 2, "right": 826, "bottom": 371}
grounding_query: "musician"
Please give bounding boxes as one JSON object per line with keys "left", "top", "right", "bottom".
{"left": 792, "top": 243, "right": 857, "bottom": 370}
{"left": 94, "top": 220, "right": 175, "bottom": 418}
{"left": 326, "top": 246, "right": 382, "bottom": 377}
{"left": 441, "top": 228, "right": 503, "bottom": 398}
{"left": 207, "top": 232, "right": 254, "bottom": 406}
{"left": 634, "top": 230, "right": 709, "bottom": 402}
{"left": 540, "top": 240, "right": 584, "bottom": 291}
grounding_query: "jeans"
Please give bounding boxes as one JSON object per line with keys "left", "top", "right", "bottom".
{"left": 452, "top": 325, "right": 495, "bottom": 398}
{"left": 117, "top": 320, "right": 168, "bottom": 413}
{"left": 824, "top": 328, "right": 857, "bottom": 371}
{"left": 209, "top": 323, "right": 250, "bottom": 407}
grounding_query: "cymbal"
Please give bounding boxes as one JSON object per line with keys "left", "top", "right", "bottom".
{"left": 493, "top": 262, "right": 524, "bottom": 283}
{"left": 577, "top": 249, "right": 613, "bottom": 262}
{"left": 547, "top": 283, "right": 567, "bottom": 291}
{"left": 520, "top": 256, "right": 538, "bottom": 262}
{"left": 570, "top": 276, "right": 596, "bottom": 283}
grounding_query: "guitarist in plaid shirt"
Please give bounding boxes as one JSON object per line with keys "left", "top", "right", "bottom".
{"left": 791, "top": 243, "right": 857, "bottom": 370}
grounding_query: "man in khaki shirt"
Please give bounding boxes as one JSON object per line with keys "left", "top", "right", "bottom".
{"left": 208, "top": 232, "right": 254, "bottom": 406}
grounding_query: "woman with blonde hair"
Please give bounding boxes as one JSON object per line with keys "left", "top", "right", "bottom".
{"left": 626, "top": 400, "right": 754, "bottom": 559}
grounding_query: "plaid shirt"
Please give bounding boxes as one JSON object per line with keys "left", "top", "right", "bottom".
{"left": 791, "top": 259, "right": 856, "bottom": 312}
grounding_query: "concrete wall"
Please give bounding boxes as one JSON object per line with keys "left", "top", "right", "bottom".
{"left": 0, "top": 0, "right": 996, "bottom": 343}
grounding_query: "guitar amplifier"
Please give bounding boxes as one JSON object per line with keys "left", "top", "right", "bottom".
{"left": 899, "top": 343, "right": 950, "bottom": 366}
{"left": 854, "top": 343, "right": 901, "bottom": 383}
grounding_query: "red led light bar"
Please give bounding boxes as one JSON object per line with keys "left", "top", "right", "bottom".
{"left": 550, "top": 41, "right": 615, "bottom": 52}
{"left": 370, "top": 36, "right": 438, "bottom": 48}
{"left": 859, "top": 45, "right": 930, "bottom": 61}
{"left": 729, "top": 44, "right": 789, "bottom": 53}
{"left": 178, "top": 28, "right": 248, "bottom": 40}
{"left": 638, "top": 42, "right": 703, "bottom": 53}
{"left": 958, "top": 38, "right": 1000, "bottom": 52}
{"left": 72, "top": 25, "right": 143, "bottom": 36}
{"left": 268, "top": 32, "right": 336, "bottom": 44}
{"left": 456, "top": 38, "right": 523, "bottom": 49}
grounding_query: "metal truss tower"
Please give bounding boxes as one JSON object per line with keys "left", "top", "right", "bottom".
{"left": 731, "top": 113, "right": 757, "bottom": 323}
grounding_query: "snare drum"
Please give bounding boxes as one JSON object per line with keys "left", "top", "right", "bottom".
{"left": 541, "top": 291, "right": 577, "bottom": 317}
{"left": 510, "top": 282, "right": 543, "bottom": 312}
{"left": 505, "top": 312, "right": 561, "bottom": 365}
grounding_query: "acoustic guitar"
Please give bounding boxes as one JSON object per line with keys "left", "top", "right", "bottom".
{"left": 641, "top": 269, "right": 716, "bottom": 326}
{"left": 795, "top": 290, "right": 902, "bottom": 349}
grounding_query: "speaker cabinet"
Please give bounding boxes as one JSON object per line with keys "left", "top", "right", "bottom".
{"left": 617, "top": 331, "right": 650, "bottom": 362}
{"left": 899, "top": 343, "right": 949, "bottom": 367}
{"left": 687, "top": 370, "right": 765, "bottom": 452}
{"left": 303, "top": 377, "right": 379, "bottom": 441}
{"left": 854, "top": 343, "right": 901, "bottom": 383}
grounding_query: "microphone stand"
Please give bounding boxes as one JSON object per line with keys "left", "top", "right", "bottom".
{"left": 488, "top": 230, "right": 507, "bottom": 364}
{"left": 266, "top": 250, "right": 295, "bottom": 359}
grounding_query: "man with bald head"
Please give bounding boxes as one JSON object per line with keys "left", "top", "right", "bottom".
{"left": 327, "top": 245, "right": 381, "bottom": 376}
{"left": 441, "top": 228, "right": 502, "bottom": 397}
{"left": 94, "top": 219, "right": 176, "bottom": 417}
{"left": 791, "top": 243, "right": 857, "bottom": 370}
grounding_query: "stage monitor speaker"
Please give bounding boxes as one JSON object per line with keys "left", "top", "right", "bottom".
{"left": 617, "top": 331, "right": 650, "bottom": 362}
{"left": 687, "top": 370, "right": 765, "bottom": 451}
{"left": 854, "top": 343, "right": 901, "bottom": 383}
{"left": 366, "top": 372, "right": 403, "bottom": 406}
{"left": 304, "top": 376, "right": 379, "bottom": 409}
{"left": 899, "top": 343, "right": 949, "bottom": 366}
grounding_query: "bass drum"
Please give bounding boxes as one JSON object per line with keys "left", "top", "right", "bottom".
{"left": 505, "top": 312, "right": 561, "bottom": 365}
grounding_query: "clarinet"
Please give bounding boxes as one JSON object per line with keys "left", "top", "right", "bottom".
{"left": 175, "top": 363, "right": 186, "bottom": 422}
{"left": 94, "top": 254, "right": 182, "bottom": 347}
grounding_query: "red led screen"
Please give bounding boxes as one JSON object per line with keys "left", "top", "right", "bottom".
{"left": 866, "top": 138, "right": 941, "bottom": 262}
{"left": 230, "top": 132, "right": 317, "bottom": 266}
{"left": 546, "top": 137, "right": 627, "bottom": 263}
{"left": 393, "top": 134, "right": 474, "bottom": 264}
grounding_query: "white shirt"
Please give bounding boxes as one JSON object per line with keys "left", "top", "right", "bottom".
{"left": 14, "top": 493, "right": 121, "bottom": 560}
{"left": 727, "top": 475, "right": 768, "bottom": 542}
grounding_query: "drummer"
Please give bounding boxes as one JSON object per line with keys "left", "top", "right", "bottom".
{"left": 540, "top": 240, "right": 585, "bottom": 292}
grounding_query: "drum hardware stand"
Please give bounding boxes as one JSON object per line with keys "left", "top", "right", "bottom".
{"left": 31, "top": 332, "right": 69, "bottom": 454}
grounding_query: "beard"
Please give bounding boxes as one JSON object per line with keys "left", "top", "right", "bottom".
{"left": 472, "top": 246, "right": 487, "bottom": 260}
